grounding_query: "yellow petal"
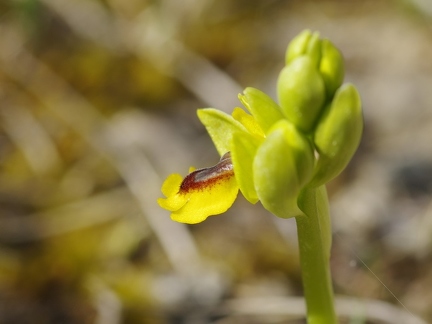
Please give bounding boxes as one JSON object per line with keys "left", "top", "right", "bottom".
{"left": 158, "top": 174, "right": 189, "bottom": 211}
{"left": 161, "top": 173, "right": 183, "bottom": 196}
{"left": 157, "top": 195, "right": 189, "bottom": 212}
{"left": 232, "top": 107, "right": 265, "bottom": 139}
{"left": 171, "top": 169, "right": 238, "bottom": 224}
{"left": 158, "top": 153, "right": 239, "bottom": 224}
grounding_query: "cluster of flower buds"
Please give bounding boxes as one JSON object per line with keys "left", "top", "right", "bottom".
{"left": 277, "top": 30, "right": 363, "bottom": 188}
{"left": 158, "top": 30, "right": 363, "bottom": 223}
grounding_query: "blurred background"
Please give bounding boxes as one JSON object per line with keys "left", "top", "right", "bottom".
{"left": 0, "top": 0, "right": 432, "bottom": 323}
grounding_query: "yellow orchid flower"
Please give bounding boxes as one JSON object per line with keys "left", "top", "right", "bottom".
{"left": 158, "top": 30, "right": 362, "bottom": 225}
{"left": 157, "top": 152, "right": 238, "bottom": 224}
{"left": 157, "top": 88, "right": 314, "bottom": 223}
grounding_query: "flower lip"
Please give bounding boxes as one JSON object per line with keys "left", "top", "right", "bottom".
{"left": 179, "top": 152, "right": 233, "bottom": 194}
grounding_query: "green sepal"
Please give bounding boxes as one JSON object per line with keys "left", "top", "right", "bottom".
{"left": 231, "top": 131, "right": 263, "bottom": 204}
{"left": 310, "top": 84, "right": 363, "bottom": 187}
{"left": 319, "top": 39, "right": 344, "bottom": 99}
{"left": 253, "top": 120, "right": 314, "bottom": 218}
{"left": 285, "top": 29, "right": 313, "bottom": 64}
{"left": 277, "top": 56, "right": 326, "bottom": 132}
{"left": 197, "top": 108, "right": 248, "bottom": 156}
{"left": 238, "top": 87, "right": 284, "bottom": 133}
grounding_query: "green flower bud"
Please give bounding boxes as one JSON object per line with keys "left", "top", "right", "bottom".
{"left": 253, "top": 120, "right": 314, "bottom": 218}
{"left": 277, "top": 56, "right": 325, "bottom": 132}
{"left": 285, "top": 29, "right": 314, "bottom": 64}
{"left": 319, "top": 39, "right": 344, "bottom": 98}
{"left": 286, "top": 30, "right": 345, "bottom": 101}
{"left": 305, "top": 32, "right": 322, "bottom": 68}
{"left": 310, "top": 84, "right": 363, "bottom": 187}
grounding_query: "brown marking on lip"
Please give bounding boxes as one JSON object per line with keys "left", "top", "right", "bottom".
{"left": 179, "top": 152, "right": 234, "bottom": 194}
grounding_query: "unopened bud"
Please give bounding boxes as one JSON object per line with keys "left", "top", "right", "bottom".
{"left": 253, "top": 120, "right": 314, "bottom": 218}
{"left": 277, "top": 56, "right": 325, "bottom": 132}
{"left": 319, "top": 39, "right": 344, "bottom": 98}
{"left": 310, "top": 84, "right": 363, "bottom": 187}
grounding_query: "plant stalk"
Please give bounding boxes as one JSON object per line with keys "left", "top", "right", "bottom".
{"left": 296, "top": 186, "right": 337, "bottom": 324}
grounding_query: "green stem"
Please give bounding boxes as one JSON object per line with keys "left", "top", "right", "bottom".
{"left": 296, "top": 185, "right": 337, "bottom": 324}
